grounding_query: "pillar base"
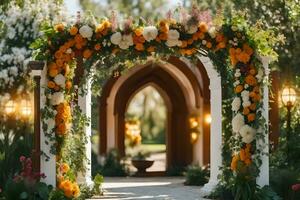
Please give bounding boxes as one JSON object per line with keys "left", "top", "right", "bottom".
{"left": 200, "top": 179, "right": 218, "bottom": 197}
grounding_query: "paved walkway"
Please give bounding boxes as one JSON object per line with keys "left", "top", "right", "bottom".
{"left": 92, "top": 177, "right": 210, "bottom": 200}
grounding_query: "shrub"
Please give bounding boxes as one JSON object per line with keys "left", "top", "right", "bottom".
{"left": 270, "top": 168, "right": 300, "bottom": 200}
{"left": 93, "top": 149, "right": 128, "bottom": 177}
{"left": 166, "top": 165, "right": 185, "bottom": 176}
{"left": 2, "top": 156, "right": 52, "bottom": 200}
{"left": 184, "top": 165, "right": 209, "bottom": 186}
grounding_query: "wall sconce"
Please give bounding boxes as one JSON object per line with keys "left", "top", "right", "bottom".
{"left": 189, "top": 115, "right": 200, "bottom": 144}
{"left": 190, "top": 132, "right": 199, "bottom": 143}
{"left": 205, "top": 114, "right": 212, "bottom": 124}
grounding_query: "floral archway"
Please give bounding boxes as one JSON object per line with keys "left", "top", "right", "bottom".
{"left": 32, "top": 6, "right": 278, "bottom": 199}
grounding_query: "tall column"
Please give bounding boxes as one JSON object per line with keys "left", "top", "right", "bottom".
{"left": 30, "top": 61, "right": 56, "bottom": 186}
{"left": 257, "top": 56, "right": 271, "bottom": 186}
{"left": 76, "top": 78, "right": 93, "bottom": 186}
{"left": 198, "top": 56, "right": 222, "bottom": 195}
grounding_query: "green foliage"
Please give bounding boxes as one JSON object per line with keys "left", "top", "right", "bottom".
{"left": 270, "top": 169, "right": 300, "bottom": 200}
{"left": 132, "top": 151, "right": 150, "bottom": 160}
{"left": 93, "top": 149, "right": 128, "bottom": 177}
{"left": 166, "top": 165, "right": 185, "bottom": 176}
{"left": 184, "top": 165, "right": 209, "bottom": 186}
{"left": 3, "top": 179, "right": 52, "bottom": 200}
{"left": 49, "top": 189, "right": 68, "bottom": 200}
{"left": 0, "top": 128, "right": 33, "bottom": 188}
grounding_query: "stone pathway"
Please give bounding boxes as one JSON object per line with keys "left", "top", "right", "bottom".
{"left": 91, "top": 177, "right": 210, "bottom": 200}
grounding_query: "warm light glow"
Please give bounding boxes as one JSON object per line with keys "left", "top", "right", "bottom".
{"left": 4, "top": 100, "right": 16, "bottom": 114}
{"left": 205, "top": 114, "right": 212, "bottom": 124}
{"left": 281, "top": 86, "right": 297, "bottom": 107}
{"left": 189, "top": 117, "right": 199, "bottom": 128}
{"left": 190, "top": 132, "right": 198, "bottom": 143}
{"left": 20, "top": 99, "right": 32, "bottom": 117}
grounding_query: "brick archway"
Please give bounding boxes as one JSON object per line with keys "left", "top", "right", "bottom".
{"left": 99, "top": 57, "right": 211, "bottom": 169}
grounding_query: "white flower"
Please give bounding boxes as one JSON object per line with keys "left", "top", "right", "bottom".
{"left": 110, "top": 32, "right": 122, "bottom": 45}
{"left": 54, "top": 74, "right": 66, "bottom": 88}
{"left": 232, "top": 113, "right": 245, "bottom": 133}
{"left": 46, "top": 118, "right": 55, "bottom": 132}
{"left": 166, "top": 29, "right": 182, "bottom": 47}
{"left": 239, "top": 125, "right": 256, "bottom": 144}
{"left": 118, "top": 34, "right": 133, "bottom": 50}
{"left": 233, "top": 80, "right": 240, "bottom": 87}
{"left": 232, "top": 97, "right": 241, "bottom": 112}
{"left": 208, "top": 27, "right": 217, "bottom": 38}
{"left": 241, "top": 90, "right": 249, "bottom": 100}
{"left": 79, "top": 25, "right": 93, "bottom": 38}
{"left": 202, "top": 40, "right": 207, "bottom": 45}
{"left": 50, "top": 92, "right": 64, "bottom": 106}
{"left": 66, "top": 48, "right": 72, "bottom": 54}
{"left": 187, "top": 25, "right": 198, "bottom": 34}
{"left": 168, "top": 29, "right": 180, "bottom": 40}
{"left": 256, "top": 68, "right": 264, "bottom": 82}
{"left": 242, "top": 100, "right": 251, "bottom": 108}
{"left": 143, "top": 26, "right": 158, "bottom": 42}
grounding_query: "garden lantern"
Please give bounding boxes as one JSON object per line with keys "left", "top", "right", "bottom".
{"left": 281, "top": 85, "right": 297, "bottom": 164}
{"left": 4, "top": 100, "right": 16, "bottom": 115}
{"left": 20, "top": 99, "right": 32, "bottom": 117}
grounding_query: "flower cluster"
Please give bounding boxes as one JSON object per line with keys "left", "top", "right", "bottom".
{"left": 57, "top": 163, "right": 80, "bottom": 198}
{"left": 13, "top": 156, "right": 46, "bottom": 185}
{"left": 0, "top": 0, "right": 67, "bottom": 103}
{"left": 230, "top": 144, "right": 252, "bottom": 171}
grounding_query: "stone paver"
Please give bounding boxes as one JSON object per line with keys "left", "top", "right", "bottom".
{"left": 91, "top": 177, "right": 210, "bottom": 200}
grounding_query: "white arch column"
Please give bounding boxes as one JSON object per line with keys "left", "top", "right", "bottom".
{"left": 76, "top": 78, "right": 92, "bottom": 185}
{"left": 257, "top": 56, "right": 271, "bottom": 186}
{"left": 198, "top": 56, "right": 222, "bottom": 194}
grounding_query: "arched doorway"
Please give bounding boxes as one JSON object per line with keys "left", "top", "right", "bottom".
{"left": 125, "top": 85, "right": 168, "bottom": 172}
{"left": 99, "top": 57, "right": 211, "bottom": 170}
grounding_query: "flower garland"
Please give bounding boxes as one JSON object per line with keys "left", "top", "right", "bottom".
{"left": 32, "top": 6, "right": 280, "bottom": 198}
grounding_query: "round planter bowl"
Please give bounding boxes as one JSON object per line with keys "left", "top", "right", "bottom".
{"left": 131, "top": 160, "right": 154, "bottom": 173}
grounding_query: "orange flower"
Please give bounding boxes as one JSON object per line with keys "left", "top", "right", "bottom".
{"left": 60, "top": 163, "right": 70, "bottom": 174}
{"left": 250, "top": 68, "right": 256, "bottom": 75}
{"left": 69, "top": 26, "right": 78, "bottom": 36}
{"left": 57, "top": 123, "right": 67, "bottom": 135}
{"left": 244, "top": 159, "right": 252, "bottom": 165}
{"left": 133, "top": 35, "right": 145, "bottom": 44}
{"left": 56, "top": 59, "right": 64, "bottom": 67}
{"left": 216, "top": 41, "right": 226, "bottom": 50}
{"left": 48, "top": 67, "right": 58, "bottom": 78}
{"left": 74, "top": 34, "right": 84, "bottom": 44}
{"left": 135, "top": 43, "right": 144, "bottom": 51}
{"left": 236, "top": 51, "right": 250, "bottom": 64}
{"left": 206, "top": 42, "right": 212, "bottom": 49}
{"left": 47, "top": 81, "right": 56, "bottom": 89}
{"left": 180, "top": 40, "right": 188, "bottom": 48}
{"left": 240, "top": 149, "right": 246, "bottom": 161}
{"left": 243, "top": 107, "right": 250, "bottom": 115}
{"left": 55, "top": 50, "right": 63, "bottom": 59}
{"left": 243, "top": 43, "right": 254, "bottom": 55}
{"left": 83, "top": 49, "right": 92, "bottom": 59}
{"left": 187, "top": 39, "right": 194, "bottom": 45}
{"left": 249, "top": 103, "right": 256, "bottom": 111}
{"left": 159, "top": 20, "right": 169, "bottom": 33}
{"left": 235, "top": 85, "right": 244, "bottom": 93}
{"left": 55, "top": 23, "right": 65, "bottom": 32}
{"left": 95, "top": 23, "right": 105, "bottom": 34}
{"left": 253, "top": 86, "right": 260, "bottom": 93}
{"left": 198, "top": 22, "right": 208, "bottom": 33}
{"left": 216, "top": 34, "right": 225, "bottom": 42}
{"left": 197, "top": 32, "right": 205, "bottom": 40}
{"left": 94, "top": 43, "right": 101, "bottom": 51}
{"left": 65, "top": 80, "right": 72, "bottom": 90}
{"left": 245, "top": 75, "right": 257, "bottom": 86}
{"left": 147, "top": 46, "right": 155, "bottom": 53}
{"left": 231, "top": 154, "right": 239, "bottom": 171}
{"left": 158, "top": 33, "right": 168, "bottom": 40}
{"left": 134, "top": 27, "right": 144, "bottom": 36}
{"left": 247, "top": 113, "right": 256, "bottom": 122}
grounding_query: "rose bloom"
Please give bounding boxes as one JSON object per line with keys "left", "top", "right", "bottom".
{"left": 292, "top": 183, "right": 300, "bottom": 191}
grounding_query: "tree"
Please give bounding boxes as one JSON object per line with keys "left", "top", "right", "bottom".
{"left": 79, "top": 0, "right": 167, "bottom": 20}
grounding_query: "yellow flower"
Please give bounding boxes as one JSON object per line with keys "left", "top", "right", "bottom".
{"left": 55, "top": 23, "right": 65, "bottom": 32}
{"left": 60, "top": 163, "right": 70, "bottom": 174}
{"left": 69, "top": 26, "right": 78, "bottom": 36}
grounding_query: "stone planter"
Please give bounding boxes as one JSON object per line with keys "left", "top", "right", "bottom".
{"left": 131, "top": 160, "right": 154, "bottom": 173}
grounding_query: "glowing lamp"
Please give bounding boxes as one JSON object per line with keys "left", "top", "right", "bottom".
{"left": 281, "top": 86, "right": 297, "bottom": 108}
{"left": 20, "top": 99, "right": 32, "bottom": 117}
{"left": 4, "top": 100, "right": 16, "bottom": 114}
{"left": 205, "top": 114, "right": 212, "bottom": 124}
